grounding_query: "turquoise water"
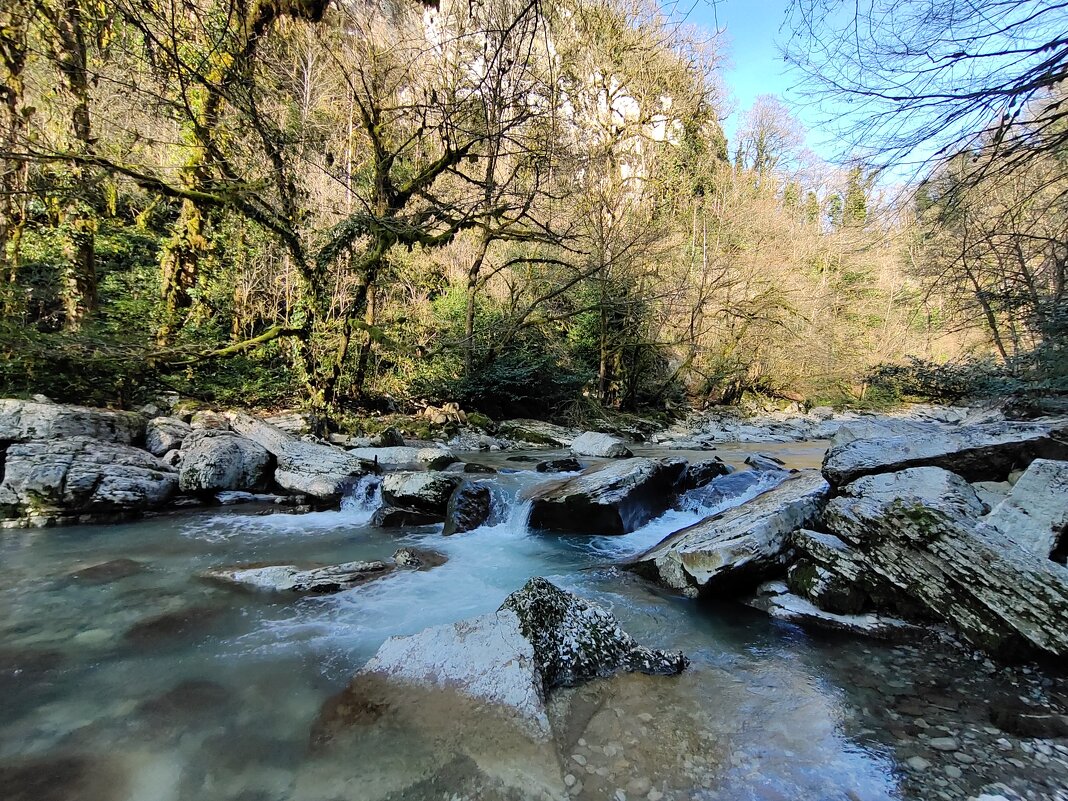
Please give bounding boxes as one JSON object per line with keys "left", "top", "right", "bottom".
{"left": 1, "top": 442, "right": 1063, "bottom": 800}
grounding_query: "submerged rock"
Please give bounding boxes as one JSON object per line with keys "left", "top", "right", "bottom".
{"left": 230, "top": 412, "right": 373, "bottom": 500}
{"left": 0, "top": 437, "right": 177, "bottom": 523}
{"left": 0, "top": 397, "right": 145, "bottom": 445}
{"left": 178, "top": 430, "right": 272, "bottom": 494}
{"left": 442, "top": 482, "right": 493, "bottom": 535}
{"left": 822, "top": 421, "right": 1068, "bottom": 487}
{"left": 315, "top": 578, "right": 686, "bottom": 745}
{"left": 145, "top": 416, "right": 191, "bottom": 456}
{"left": 204, "top": 560, "right": 394, "bottom": 593}
{"left": 527, "top": 457, "right": 687, "bottom": 535}
{"left": 822, "top": 466, "right": 1068, "bottom": 658}
{"left": 68, "top": 558, "right": 146, "bottom": 584}
{"left": 981, "top": 458, "right": 1068, "bottom": 558}
{"left": 0, "top": 753, "right": 125, "bottom": 801}
{"left": 123, "top": 604, "right": 225, "bottom": 647}
{"left": 628, "top": 470, "right": 829, "bottom": 596}
{"left": 570, "top": 431, "right": 633, "bottom": 458}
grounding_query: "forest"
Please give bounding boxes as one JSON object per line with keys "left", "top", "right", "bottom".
{"left": 1, "top": 0, "right": 1065, "bottom": 425}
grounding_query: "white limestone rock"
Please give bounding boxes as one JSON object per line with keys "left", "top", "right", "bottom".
{"left": 981, "top": 458, "right": 1068, "bottom": 558}
{"left": 570, "top": 431, "right": 633, "bottom": 458}
{"left": 0, "top": 398, "right": 144, "bottom": 445}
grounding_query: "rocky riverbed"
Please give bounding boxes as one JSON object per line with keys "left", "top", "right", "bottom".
{"left": 1, "top": 396, "right": 1067, "bottom": 800}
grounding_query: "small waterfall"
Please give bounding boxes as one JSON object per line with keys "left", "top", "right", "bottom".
{"left": 340, "top": 475, "right": 383, "bottom": 524}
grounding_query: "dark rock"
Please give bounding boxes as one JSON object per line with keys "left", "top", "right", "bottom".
{"left": 506, "top": 454, "right": 540, "bottom": 463}
{"left": 68, "top": 558, "right": 145, "bottom": 584}
{"left": 381, "top": 472, "right": 463, "bottom": 515}
{"left": 786, "top": 557, "right": 868, "bottom": 615}
{"left": 371, "top": 506, "right": 442, "bottom": 527}
{"left": 443, "top": 482, "right": 493, "bottom": 535}
{"left": 680, "top": 457, "right": 733, "bottom": 490}
{"left": 535, "top": 457, "right": 581, "bottom": 473}
{"left": 527, "top": 457, "right": 687, "bottom": 535}
{"left": 744, "top": 453, "right": 788, "bottom": 472}
{"left": 462, "top": 462, "right": 497, "bottom": 474}
{"left": 138, "top": 678, "right": 232, "bottom": 721}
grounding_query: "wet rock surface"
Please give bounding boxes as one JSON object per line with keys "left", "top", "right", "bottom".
{"left": 679, "top": 457, "right": 732, "bottom": 491}
{"left": 0, "top": 753, "right": 126, "bottom": 801}
{"left": 381, "top": 471, "right": 463, "bottom": 517}
{"left": 204, "top": 560, "right": 395, "bottom": 594}
{"left": 629, "top": 470, "right": 829, "bottom": 595}
{"left": 527, "top": 457, "right": 687, "bottom": 535}
{"left": 68, "top": 558, "right": 146, "bottom": 584}
{"left": 442, "top": 481, "right": 493, "bottom": 535}
{"left": 536, "top": 457, "right": 581, "bottom": 473}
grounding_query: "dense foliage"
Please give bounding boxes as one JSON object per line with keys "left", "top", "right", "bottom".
{"left": 1, "top": 0, "right": 1063, "bottom": 422}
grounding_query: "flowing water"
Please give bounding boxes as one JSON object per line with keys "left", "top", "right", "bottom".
{"left": 2, "top": 442, "right": 1066, "bottom": 801}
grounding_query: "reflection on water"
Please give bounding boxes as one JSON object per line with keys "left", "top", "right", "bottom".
{"left": 0, "top": 441, "right": 1063, "bottom": 800}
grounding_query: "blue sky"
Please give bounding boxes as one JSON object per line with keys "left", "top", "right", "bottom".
{"left": 681, "top": 0, "right": 840, "bottom": 163}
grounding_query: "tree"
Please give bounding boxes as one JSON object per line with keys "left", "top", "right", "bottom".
{"left": 733, "top": 94, "right": 803, "bottom": 177}
{"left": 785, "top": 0, "right": 1068, "bottom": 178}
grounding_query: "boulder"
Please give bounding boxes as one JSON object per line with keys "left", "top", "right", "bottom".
{"left": 679, "top": 457, "right": 732, "bottom": 491}
{"left": 497, "top": 418, "right": 576, "bottom": 447}
{"left": 262, "top": 411, "right": 314, "bottom": 436}
{"left": 527, "top": 457, "right": 687, "bottom": 535}
{"left": 822, "top": 466, "right": 1068, "bottom": 658}
{"left": 981, "top": 458, "right": 1068, "bottom": 558}
{"left": 786, "top": 528, "right": 915, "bottom": 616}
{"left": 0, "top": 437, "right": 176, "bottom": 523}
{"left": 0, "top": 398, "right": 144, "bottom": 445}
{"left": 570, "top": 431, "right": 633, "bottom": 458}
{"left": 370, "top": 506, "right": 442, "bottom": 527}
{"left": 747, "top": 581, "right": 920, "bottom": 640}
{"left": 229, "top": 412, "right": 373, "bottom": 500}
{"left": 442, "top": 482, "right": 493, "bottom": 535}
{"left": 822, "top": 421, "right": 1068, "bottom": 487}
{"left": 145, "top": 416, "right": 191, "bottom": 456}
{"left": 345, "top": 445, "right": 455, "bottom": 471}
{"left": 535, "top": 457, "right": 581, "bottom": 473}
{"left": 189, "top": 410, "right": 230, "bottom": 430}
{"left": 315, "top": 578, "right": 686, "bottom": 743}
{"left": 204, "top": 560, "right": 394, "bottom": 593}
{"left": 627, "top": 470, "right": 829, "bottom": 596}
{"left": 178, "top": 430, "right": 272, "bottom": 494}
{"left": 677, "top": 468, "right": 785, "bottom": 513}
{"left": 381, "top": 472, "right": 463, "bottom": 516}
{"left": 501, "top": 577, "right": 688, "bottom": 692}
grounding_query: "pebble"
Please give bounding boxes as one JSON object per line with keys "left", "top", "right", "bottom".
{"left": 913, "top": 718, "right": 930, "bottom": 729}
{"left": 953, "top": 752, "right": 975, "bottom": 764}
{"left": 572, "top": 754, "right": 587, "bottom": 766}
{"left": 614, "top": 792, "right": 626, "bottom": 801}
{"left": 929, "top": 737, "right": 959, "bottom": 751}
{"left": 945, "top": 765, "right": 963, "bottom": 779}
{"left": 647, "top": 791, "right": 664, "bottom": 801}
{"left": 996, "top": 738, "right": 1013, "bottom": 751}
{"left": 907, "top": 756, "right": 931, "bottom": 771}
{"left": 564, "top": 774, "right": 576, "bottom": 787}
{"left": 626, "top": 778, "right": 651, "bottom": 796}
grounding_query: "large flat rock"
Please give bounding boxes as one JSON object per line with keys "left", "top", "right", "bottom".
{"left": 527, "top": 457, "right": 687, "bottom": 535}
{"left": 627, "top": 470, "right": 829, "bottom": 596}
{"left": 345, "top": 445, "right": 455, "bottom": 471}
{"left": 823, "top": 466, "right": 1068, "bottom": 658}
{"left": 0, "top": 398, "right": 145, "bottom": 445}
{"left": 229, "top": 412, "right": 373, "bottom": 500}
{"left": 822, "top": 421, "right": 1068, "bottom": 487}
